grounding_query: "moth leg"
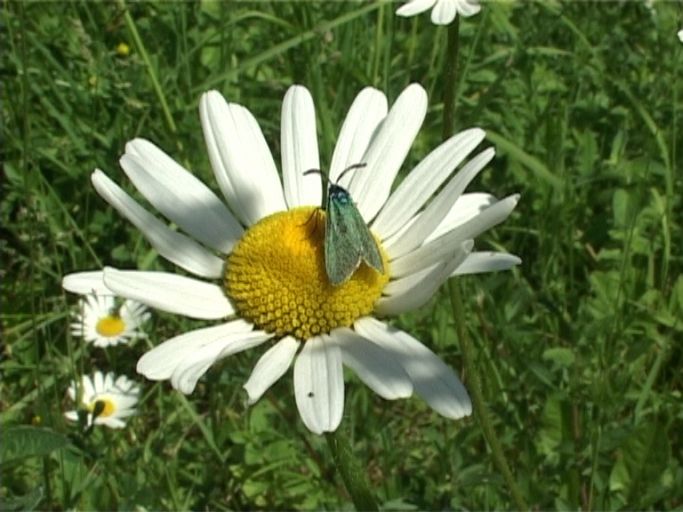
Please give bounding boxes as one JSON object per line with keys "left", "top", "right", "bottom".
{"left": 300, "top": 208, "right": 324, "bottom": 239}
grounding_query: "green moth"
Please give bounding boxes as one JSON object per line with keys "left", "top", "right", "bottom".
{"left": 304, "top": 164, "right": 385, "bottom": 286}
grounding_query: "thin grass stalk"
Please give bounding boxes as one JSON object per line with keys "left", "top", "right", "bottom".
{"left": 441, "top": 19, "right": 528, "bottom": 512}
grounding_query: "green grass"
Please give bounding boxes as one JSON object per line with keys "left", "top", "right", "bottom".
{"left": 2, "top": 0, "right": 682, "bottom": 509}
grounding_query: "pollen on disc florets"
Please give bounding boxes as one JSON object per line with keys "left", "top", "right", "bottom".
{"left": 225, "top": 207, "right": 389, "bottom": 340}
{"left": 96, "top": 315, "right": 125, "bottom": 337}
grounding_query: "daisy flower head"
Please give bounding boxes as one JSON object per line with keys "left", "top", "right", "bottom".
{"left": 396, "top": 0, "right": 481, "bottom": 25}
{"left": 678, "top": 29, "right": 683, "bottom": 43}
{"left": 69, "top": 292, "right": 150, "bottom": 348}
{"left": 65, "top": 371, "right": 140, "bottom": 429}
{"left": 62, "top": 83, "right": 520, "bottom": 435}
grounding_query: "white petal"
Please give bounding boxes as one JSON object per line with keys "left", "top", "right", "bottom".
{"left": 385, "top": 148, "right": 495, "bottom": 258}
{"left": 331, "top": 328, "right": 412, "bottom": 400}
{"left": 355, "top": 317, "right": 471, "bottom": 419}
{"left": 329, "top": 88, "right": 388, "bottom": 186}
{"left": 431, "top": 0, "right": 457, "bottom": 24}
{"left": 67, "top": 382, "right": 77, "bottom": 401}
{"left": 82, "top": 375, "right": 95, "bottom": 401}
{"left": 281, "top": 86, "right": 322, "bottom": 208}
{"left": 243, "top": 336, "right": 300, "bottom": 404}
{"left": 391, "top": 194, "right": 519, "bottom": 277}
{"left": 376, "top": 241, "right": 472, "bottom": 315}
{"left": 382, "top": 261, "right": 440, "bottom": 297}
{"left": 62, "top": 271, "right": 111, "bottom": 296}
{"left": 349, "top": 84, "right": 427, "bottom": 222}
{"left": 64, "top": 411, "right": 79, "bottom": 422}
{"left": 427, "top": 192, "right": 497, "bottom": 242}
{"left": 453, "top": 252, "right": 521, "bottom": 275}
{"left": 120, "top": 300, "right": 151, "bottom": 331}
{"left": 380, "top": 214, "right": 418, "bottom": 251}
{"left": 372, "top": 128, "right": 486, "bottom": 240}
{"left": 99, "top": 418, "right": 125, "bottom": 429}
{"left": 114, "top": 375, "right": 138, "bottom": 394}
{"left": 170, "top": 330, "right": 272, "bottom": 394}
{"left": 103, "top": 267, "right": 234, "bottom": 320}
{"left": 200, "top": 91, "right": 286, "bottom": 226}
{"left": 137, "top": 319, "right": 254, "bottom": 380}
{"left": 94, "top": 371, "right": 105, "bottom": 393}
{"left": 92, "top": 170, "right": 224, "bottom": 279}
{"left": 112, "top": 394, "right": 138, "bottom": 410}
{"left": 122, "top": 139, "right": 243, "bottom": 254}
{"left": 396, "top": 0, "right": 436, "bottom": 17}
{"left": 293, "top": 336, "right": 344, "bottom": 435}
{"left": 106, "top": 373, "right": 117, "bottom": 390}
{"left": 110, "top": 407, "right": 136, "bottom": 418}
{"left": 455, "top": 0, "right": 481, "bottom": 17}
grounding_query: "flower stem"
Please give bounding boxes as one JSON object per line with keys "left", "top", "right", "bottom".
{"left": 442, "top": 19, "right": 460, "bottom": 140}
{"left": 325, "top": 429, "right": 379, "bottom": 511}
{"left": 441, "top": 20, "right": 528, "bottom": 511}
{"left": 448, "top": 281, "right": 528, "bottom": 510}
{"left": 117, "top": 0, "right": 177, "bottom": 135}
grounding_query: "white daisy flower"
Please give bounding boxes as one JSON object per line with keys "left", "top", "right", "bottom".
{"left": 678, "top": 29, "right": 683, "bottom": 43}
{"left": 396, "top": 0, "right": 481, "bottom": 25}
{"left": 62, "top": 83, "right": 520, "bottom": 435}
{"left": 64, "top": 371, "right": 140, "bottom": 429}
{"left": 70, "top": 293, "right": 150, "bottom": 348}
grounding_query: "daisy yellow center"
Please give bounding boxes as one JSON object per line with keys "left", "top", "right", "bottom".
{"left": 95, "top": 315, "right": 125, "bottom": 337}
{"left": 225, "top": 207, "right": 389, "bottom": 340}
{"left": 88, "top": 398, "right": 116, "bottom": 418}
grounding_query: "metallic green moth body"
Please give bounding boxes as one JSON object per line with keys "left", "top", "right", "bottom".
{"left": 323, "top": 182, "right": 384, "bottom": 285}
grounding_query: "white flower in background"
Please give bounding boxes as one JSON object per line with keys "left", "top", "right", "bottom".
{"left": 65, "top": 371, "right": 140, "bottom": 428}
{"left": 70, "top": 293, "right": 150, "bottom": 348}
{"left": 397, "top": 0, "right": 481, "bottom": 25}
{"left": 678, "top": 29, "right": 683, "bottom": 43}
{"left": 63, "top": 83, "right": 520, "bottom": 435}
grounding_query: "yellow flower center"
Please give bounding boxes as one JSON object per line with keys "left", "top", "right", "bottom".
{"left": 88, "top": 398, "right": 116, "bottom": 418}
{"left": 96, "top": 315, "right": 126, "bottom": 337}
{"left": 226, "top": 207, "right": 389, "bottom": 340}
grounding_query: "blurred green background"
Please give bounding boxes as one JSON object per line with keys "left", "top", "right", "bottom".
{"left": 2, "top": 1, "right": 682, "bottom": 509}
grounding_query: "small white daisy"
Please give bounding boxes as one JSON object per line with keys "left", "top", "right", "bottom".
{"left": 396, "top": 0, "right": 481, "bottom": 25}
{"left": 63, "top": 83, "right": 520, "bottom": 435}
{"left": 70, "top": 293, "right": 150, "bottom": 348}
{"left": 65, "top": 371, "right": 140, "bottom": 429}
{"left": 678, "top": 29, "right": 683, "bottom": 43}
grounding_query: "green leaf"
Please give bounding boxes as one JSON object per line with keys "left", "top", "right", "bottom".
{"left": 612, "top": 188, "right": 631, "bottom": 228}
{"left": 485, "top": 131, "right": 562, "bottom": 190}
{"left": 542, "top": 347, "right": 576, "bottom": 368}
{"left": 536, "top": 394, "right": 563, "bottom": 460}
{"left": 609, "top": 422, "right": 671, "bottom": 507}
{"left": 0, "top": 426, "right": 71, "bottom": 463}
{"left": 0, "top": 486, "right": 44, "bottom": 511}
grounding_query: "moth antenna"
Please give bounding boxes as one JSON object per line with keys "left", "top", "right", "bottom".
{"left": 335, "top": 163, "right": 367, "bottom": 184}
{"left": 302, "top": 163, "right": 366, "bottom": 186}
{"left": 303, "top": 168, "right": 333, "bottom": 187}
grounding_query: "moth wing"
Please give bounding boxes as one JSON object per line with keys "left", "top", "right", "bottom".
{"left": 349, "top": 205, "right": 384, "bottom": 274}
{"left": 324, "top": 198, "right": 363, "bottom": 285}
